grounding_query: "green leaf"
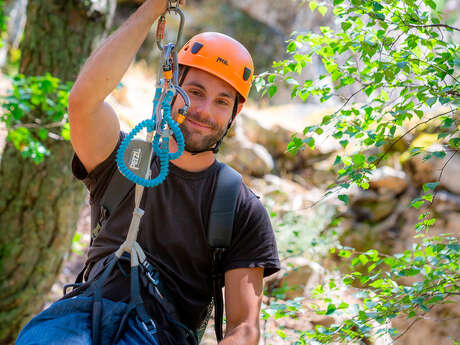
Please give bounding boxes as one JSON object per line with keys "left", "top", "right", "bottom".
{"left": 450, "top": 138, "right": 460, "bottom": 148}
{"left": 268, "top": 85, "right": 277, "bottom": 98}
{"left": 410, "top": 198, "right": 425, "bottom": 209}
{"left": 61, "top": 123, "right": 70, "bottom": 141}
{"left": 326, "top": 303, "right": 336, "bottom": 315}
{"left": 339, "top": 249, "right": 352, "bottom": 258}
{"left": 303, "top": 136, "right": 315, "bottom": 149}
{"left": 309, "top": 1, "right": 318, "bottom": 12}
{"left": 341, "top": 22, "right": 352, "bottom": 31}
{"left": 423, "top": 182, "right": 440, "bottom": 192}
{"left": 318, "top": 5, "right": 328, "bottom": 16}
{"left": 426, "top": 97, "right": 437, "bottom": 107}
{"left": 422, "top": 194, "right": 433, "bottom": 203}
{"left": 359, "top": 254, "right": 369, "bottom": 265}
{"left": 425, "top": 0, "right": 437, "bottom": 9}
{"left": 339, "top": 140, "right": 349, "bottom": 148}
{"left": 338, "top": 194, "right": 349, "bottom": 205}
{"left": 433, "top": 151, "right": 446, "bottom": 159}
{"left": 352, "top": 153, "right": 366, "bottom": 166}
{"left": 287, "top": 41, "right": 298, "bottom": 53}
{"left": 276, "top": 329, "right": 287, "bottom": 339}
{"left": 38, "top": 128, "right": 48, "bottom": 141}
{"left": 372, "top": 1, "right": 384, "bottom": 11}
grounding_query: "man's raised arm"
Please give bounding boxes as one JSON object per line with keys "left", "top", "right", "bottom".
{"left": 68, "top": 0, "right": 168, "bottom": 173}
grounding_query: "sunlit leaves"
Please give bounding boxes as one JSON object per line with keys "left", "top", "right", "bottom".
{"left": 1, "top": 74, "right": 72, "bottom": 164}
{"left": 0, "top": 0, "right": 7, "bottom": 48}
{"left": 260, "top": 0, "right": 460, "bottom": 343}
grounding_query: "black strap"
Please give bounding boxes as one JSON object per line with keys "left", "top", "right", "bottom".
{"left": 74, "top": 168, "right": 134, "bottom": 285}
{"left": 100, "top": 168, "right": 135, "bottom": 229}
{"left": 208, "top": 164, "right": 241, "bottom": 248}
{"left": 208, "top": 163, "right": 242, "bottom": 341}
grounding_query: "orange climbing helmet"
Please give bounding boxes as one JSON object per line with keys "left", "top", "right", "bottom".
{"left": 178, "top": 32, "right": 254, "bottom": 102}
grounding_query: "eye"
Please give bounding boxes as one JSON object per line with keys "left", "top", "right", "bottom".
{"left": 188, "top": 89, "right": 202, "bottom": 96}
{"left": 216, "top": 99, "right": 231, "bottom": 106}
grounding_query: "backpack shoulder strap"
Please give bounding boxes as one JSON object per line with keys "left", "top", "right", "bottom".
{"left": 208, "top": 163, "right": 242, "bottom": 249}
{"left": 75, "top": 167, "right": 134, "bottom": 285}
{"left": 208, "top": 163, "right": 242, "bottom": 342}
{"left": 101, "top": 168, "right": 135, "bottom": 221}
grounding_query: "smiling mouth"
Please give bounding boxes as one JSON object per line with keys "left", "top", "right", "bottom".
{"left": 186, "top": 118, "right": 212, "bottom": 130}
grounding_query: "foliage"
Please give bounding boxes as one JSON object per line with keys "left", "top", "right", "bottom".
{"left": 298, "top": 233, "right": 459, "bottom": 344}
{"left": 0, "top": 0, "right": 7, "bottom": 48}
{"left": 1, "top": 74, "right": 72, "bottom": 163}
{"left": 258, "top": 0, "right": 460, "bottom": 343}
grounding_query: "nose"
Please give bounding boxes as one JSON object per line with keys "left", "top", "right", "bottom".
{"left": 192, "top": 97, "right": 213, "bottom": 120}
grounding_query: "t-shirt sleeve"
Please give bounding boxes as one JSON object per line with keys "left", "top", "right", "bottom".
{"left": 220, "top": 186, "right": 280, "bottom": 278}
{"left": 71, "top": 132, "right": 124, "bottom": 203}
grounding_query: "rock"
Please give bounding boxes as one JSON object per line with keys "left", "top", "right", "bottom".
{"left": 350, "top": 190, "right": 399, "bottom": 223}
{"left": 265, "top": 257, "right": 325, "bottom": 300}
{"left": 280, "top": 264, "right": 313, "bottom": 300}
{"left": 405, "top": 147, "right": 460, "bottom": 193}
{"left": 369, "top": 166, "right": 408, "bottom": 195}
{"left": 391, "top": 299, "right": 460, "bottom": 345}
{"left": 218, "top": 137, "right": 274, "bottom": 177}
{"left": 446, "top": 212, "right": 460, "bottom": 233}
{"left": 432, "top": 190, "right": 460, "bottom": 213}
{"left": 248, "top": 174, "right": 313, "bottom": 212}
{"left": 403, "top": 133, "right": 460, "bottom": 193}
{"left": 228, "top": 0, "right": 301, "bottom": 33}
{"left": 434, "top": 150, "right": 460, "bottom": 194}
{"left": 238, "top": 114, "right": 333, "bottom": 174}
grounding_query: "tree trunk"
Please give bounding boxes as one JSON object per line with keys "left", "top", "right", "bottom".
{"left": 0, "top": 1, "right": 116, "bottom": 343}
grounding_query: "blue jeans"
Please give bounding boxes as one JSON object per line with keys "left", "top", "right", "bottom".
{"left": 16, "top": 296, "right": 160, "bottom": 345}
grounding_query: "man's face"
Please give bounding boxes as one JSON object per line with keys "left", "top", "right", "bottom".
{"left": 172, "top": 68, "right": 238, "bottom": 153}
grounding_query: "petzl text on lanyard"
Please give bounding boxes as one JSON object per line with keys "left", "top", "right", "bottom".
{"left": 115, "top": 0, "right": 190, "bottom": 257}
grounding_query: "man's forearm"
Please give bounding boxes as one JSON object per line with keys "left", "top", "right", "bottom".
{"left": 69, "top": 0, "right": 166, "bottom": 113}
{"left": 219, "top": 323, "right": 260, "bottom": 345}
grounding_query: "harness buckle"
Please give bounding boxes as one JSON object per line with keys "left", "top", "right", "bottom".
{"left": 142, "top": 319, "right": 157, "bottom": 333}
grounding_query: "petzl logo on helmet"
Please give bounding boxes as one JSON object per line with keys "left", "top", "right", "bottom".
{"left": 216, "top": 57, "right": 229, "bottom": 66}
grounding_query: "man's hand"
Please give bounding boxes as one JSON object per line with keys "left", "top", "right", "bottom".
{"left": 146, "top": 0, "right": 186, "bottom": 13}
{"left": 220, "top": 268, "right": 264, "bottom": 345}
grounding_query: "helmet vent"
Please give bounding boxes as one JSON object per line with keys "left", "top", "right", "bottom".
{"left": 243, "top": 67, "right": 252, "bottom": 81}
{"left": 191, "top": 42, "right": 203, "bottom": 54}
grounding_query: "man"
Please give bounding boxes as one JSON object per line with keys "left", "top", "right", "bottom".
{"left": 16, "top": 0, "right": 279, "bottom": 344}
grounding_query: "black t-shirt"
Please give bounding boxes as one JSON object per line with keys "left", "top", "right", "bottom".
{"left": 72, "top": 133, "right": 280, "bottom": 329}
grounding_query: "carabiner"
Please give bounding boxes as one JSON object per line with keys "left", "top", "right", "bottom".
{"left": 156, "top": 6, "right": 185, "bottom": 52}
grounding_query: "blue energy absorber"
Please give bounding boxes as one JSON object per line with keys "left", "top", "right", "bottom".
{"left": 116, "top": 88, "right": 185, "bottom": 187}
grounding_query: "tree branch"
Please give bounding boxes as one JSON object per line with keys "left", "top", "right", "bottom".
{"left": 391, "top": 316, "right": 421, "bottom": 344}
{"left": 374, "top": 108, "right": 458, "bottom": 166}
{"left": 403, "top": 23, "right": 460, "bottom": 32}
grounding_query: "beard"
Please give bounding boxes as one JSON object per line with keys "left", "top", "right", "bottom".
{"left": 178, "top": 111, "right": 227, "bottom": 153}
